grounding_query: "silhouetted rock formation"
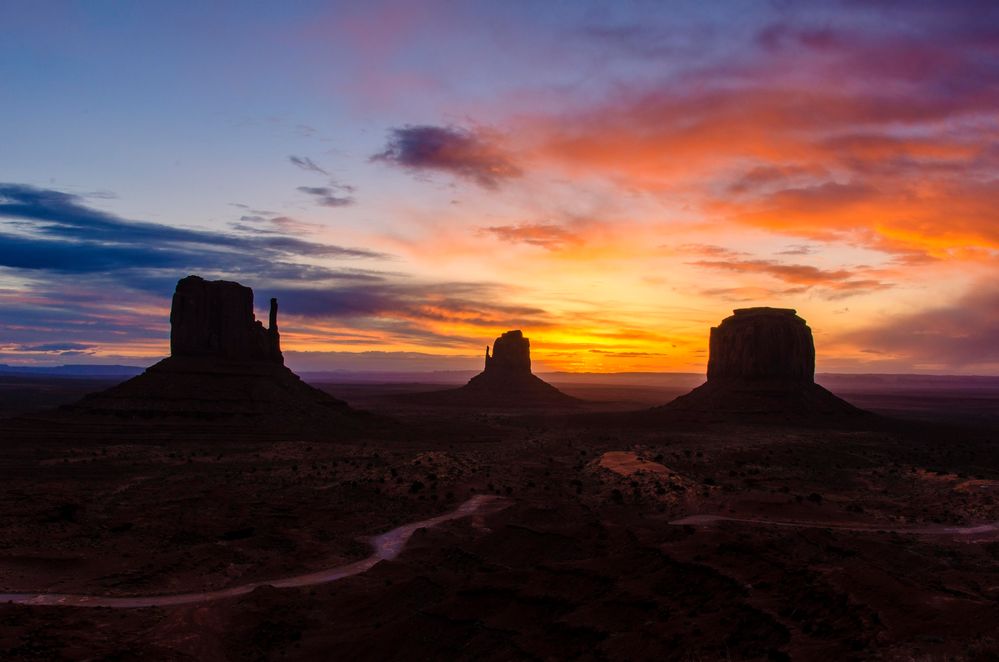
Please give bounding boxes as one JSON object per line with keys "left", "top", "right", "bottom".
{"left": 658, "top": 308, "right": 863, "bottom": 422}
{"left": 483, "top": 330, "right": 532, "bottom": 375}
{"left": 707, "top": 308, "right": 814, "bottom": 382}
{"left": 410, "top": 330, "right": 578, "bottom": 408}
{"left": 170, "top": 275, "right": 282, "bottom": 363}
{"left": 53, "top": 275, "right": 372, "bottom": 439}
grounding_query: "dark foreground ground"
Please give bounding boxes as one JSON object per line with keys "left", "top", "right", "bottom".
{"left": 1, "top": 377, "right": 998, "bottom": 660}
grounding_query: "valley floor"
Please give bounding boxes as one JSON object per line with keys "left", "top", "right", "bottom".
{"left": 2, "top": 384, "right": 998, "bottom": 660}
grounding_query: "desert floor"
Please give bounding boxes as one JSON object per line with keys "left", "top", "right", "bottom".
{"left": 1, "top": 378, "right": 998, "bottom": 660}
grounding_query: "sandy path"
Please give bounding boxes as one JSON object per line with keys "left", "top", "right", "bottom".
{"left": 670, "top": 514, "right": 999, "bottom": 537}
{"left": 0, "top": 494, "right": 509, "bottom": 608}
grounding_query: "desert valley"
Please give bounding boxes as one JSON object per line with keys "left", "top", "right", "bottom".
{"left": 1, "top": 277, "right": 997, "bottom": 660}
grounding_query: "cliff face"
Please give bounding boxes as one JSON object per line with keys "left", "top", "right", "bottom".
{"left": 170, "top": 275, "right": 282, "bottom": 364}
{"left": 706, "top": 308, "right": 814, "bottom": 383}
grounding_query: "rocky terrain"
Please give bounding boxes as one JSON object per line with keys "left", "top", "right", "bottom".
{"left": 1, "top": 404, "right": 997, "bottom": 660}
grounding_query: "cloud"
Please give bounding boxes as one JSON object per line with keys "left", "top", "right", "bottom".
{"left": 481, "top": 223, "right": 581, "bottom": 250}
{"left": 0, "top": 284, "right": 169, "bottom": 360}
{"left": 255, "top": 278, "right": 561, "bottom": 353}
{"left": 283, "top": 350, "right": 482, "bottom": 374}
{"left": 233, "top": 214, "right": 326, "bottom": 236}
{"left": 588, "top": 349, "right": 668, "bottom": 358}
{"left": 580, "top": 23, "right": 711, "bottom": 60}
{"left": 691, "top": 258, "right": 893, "bottom": 298}
{"left": 269, "top": 281, "right": 550, "bottom": 327}
{"left": 727, "top": 165, "right": 829, "bottom": 195}
{"left": 0, "top": 183, "right": 384, "bottom": 280}
{"left": 708, "top": 176, "right": 999, "bottom": 259}
{"left": 837, "top": 283, "right": 999, "bottom": 369}
{"left": 288, "top": 155, "right": 329, "bottom": 175}
{"left": 777, "top": 244, "right": 816, "bottom": 256}
{"left": 0, "top": 233, "right": 189, "bottom": 273}
{"left": 17, "top": 342, "right": 95, "bottom": 352}
{"left": 700, "top": 285, "right": 810, "bottom": 302}
{"left": 372, "top": 124, "right": 521, "bottom": 188}
{"left": 691, "top": 258, "right": 850, "bottom": 285}
{"left": 296, "top": 185, "right": 354, "bottom": 208}
{"left": 672, "top": 243, "right": 748, "bottom": 259}
{"left": 503, "top": 8, "right": 999, "bottom": 259}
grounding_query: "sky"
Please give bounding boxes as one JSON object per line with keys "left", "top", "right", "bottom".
{"left": 1, "top": 0, "right": 997, "bottom": 374}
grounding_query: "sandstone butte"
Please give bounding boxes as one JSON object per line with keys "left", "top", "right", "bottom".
{"left": 660, "top": 307, "right": 865, "bottom": 422}
{"left": 415, "top": 330, "right": 578, "bottom": 408}
{"left": 61, "top": 275, "right": 372, "bottom": 438}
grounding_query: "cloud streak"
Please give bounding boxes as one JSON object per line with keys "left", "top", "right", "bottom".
{"left": 837, "top": 283, "right": 999, "bottom": 369}
{"left": 690, "top": 258, "right": 893, "bottom": 298}
{"left": 372, "top": 124, "right": 521, "bottom": 188}
{"left": 288, "top": 155, "right": 329, "bottom": 175}
{"left": 0, "top": 183, "right": 384, "bottom": 280}
{"left": 481, "top": 223, "right": 581, "bottom": 250}
{"left": 296, "top": 185, "right": 355, "bottom": 208}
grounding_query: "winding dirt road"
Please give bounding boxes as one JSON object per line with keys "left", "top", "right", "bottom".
{"left": 0, "top": 494, "right": 509, "bottom": 609}
{"left": 670, "top": 514, "right": 999, "bottom": 538}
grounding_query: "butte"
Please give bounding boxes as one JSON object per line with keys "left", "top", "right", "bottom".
{"left": 41, "top": 275, "right": 372, "bottom": 439}
{"left": 413, "top": 330, "right": 578, "bottom": 408}
{"left": 657, "top": 307, "right": 865, "bottom": 422}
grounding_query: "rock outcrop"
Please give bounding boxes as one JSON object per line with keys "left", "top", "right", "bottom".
{"left": 55, "top": 275, "right": 371, "bottom": 439}
{"left": 170, "top": 275, "right": 282, "bottom": 363}
{"left": 412, "top": 330, "right": 578, "bottom": 408}
{"left": 707, "top": 308, "right": 814, "bottom": 382}
{"left": 483, "top": 330, "right": 532, "bottom": 376}
{"left": 659, "top": 307, "right": 863, "bottom": 422}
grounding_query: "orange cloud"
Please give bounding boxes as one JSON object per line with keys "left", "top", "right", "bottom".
{"left": 480, "top": 223, "right": 583, "bottom": 250}
{"left": 488, "top": 26, "right": 999, "bottom": 263}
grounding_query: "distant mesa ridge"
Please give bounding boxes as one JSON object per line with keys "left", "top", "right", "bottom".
{"left": 659, "top": 307, "right": 864, "bottom": 421}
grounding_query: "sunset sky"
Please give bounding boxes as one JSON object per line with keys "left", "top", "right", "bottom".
{"left": 1, "top": 1, "right": 997, "bottom": 374}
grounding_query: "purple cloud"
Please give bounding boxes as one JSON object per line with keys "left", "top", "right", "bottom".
{"left": 372, "top": 125, "right": 521, "bottom": 189}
